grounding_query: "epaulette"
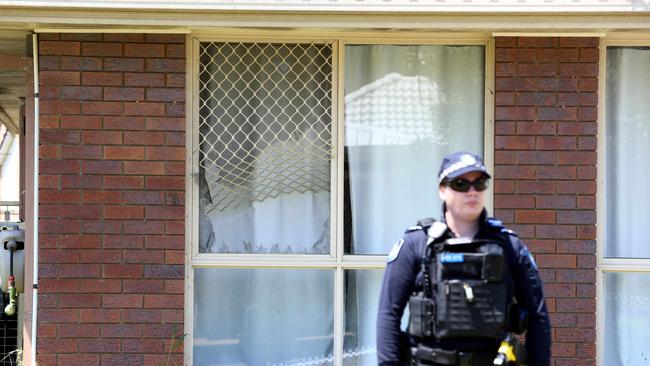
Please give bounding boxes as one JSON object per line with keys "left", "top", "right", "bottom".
{"left": 487, "top": 217, "right": 519, "bottom": 237}
{"left": 405, "top": 217, "right": 436, "bottom": 233}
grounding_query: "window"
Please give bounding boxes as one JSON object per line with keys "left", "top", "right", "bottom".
{"left": 187, "top": 34, "right": 491, "bottom": 365}
{"left": 600, "top": 42, "right": 650, "bottom": 366}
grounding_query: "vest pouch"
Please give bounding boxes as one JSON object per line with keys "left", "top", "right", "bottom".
{"left": 434, "top": 279, "right": 507, "bottom": 339}
{"left": 408, "top": 292, "right": 434, "bottom": 338}
{"left": 437, "top": 244, "right": 504, "bottom": 282}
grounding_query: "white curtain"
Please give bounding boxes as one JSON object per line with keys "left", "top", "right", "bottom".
{"left": 604, "top": 47, "right": 650, "bottom": 366}
{"left": 345, "top": 45, "right": 485, "bottom": 255}
{"left": 606, "top": 47, "right": 650, "bottom": 258}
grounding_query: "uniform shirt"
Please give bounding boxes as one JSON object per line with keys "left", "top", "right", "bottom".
{"left": 376, "top": 210, "right": 551, "bottom": 366}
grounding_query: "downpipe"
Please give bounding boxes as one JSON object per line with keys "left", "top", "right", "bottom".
{"left": 31, "top": 33, "right": 39, "bottom": 366}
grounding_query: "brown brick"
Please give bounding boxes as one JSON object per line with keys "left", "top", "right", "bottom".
{"left": 40, "top": 71, "right": 81, "bottom": 85}
{"left": 62, "top": 85, "right": 103, "bottom": 100}
{"left": 103, "top": 34, "right": 145, "bottom": 42}
{"left": 145, "top": 176, "right": 185, "bottom": 190}
{"left": 146, "top": 58, "right": 185, "bottom": 72}
{"left": 40, "top": 145, "right": 61, "bottom": 159}
{"left": 81, "top": 190, "right": 122, "bottom": 204}
{"left": 81, "top": 101, "right": 123, "bottom": 115}
{"left": 78, "top": 279, "right": 122, "bottom": 293}
{"left": 495, "top": 136, "right": 535, "bottom": 150}
{"left": 61, "top": 175, "right": 103, "bottom": 189}
{"left": 104, "top": 86, "right": 145, "bottom": 101}
{"left": 79, "top": 250, "right": 123, "bottom": 263}
{"left": 79, "top": 309, "right": 121, "bottom": 323}
{"left": 517, "top": 63, "right": 557, "bottom": 77}
{"left": 40, "top": 100, "right": 81, "bottom": 115}
{"left": 536, "top": 166, "right": 577, "bottom": 180}
{"left": 60, "top": 34, "right": 103, "bottom": 42}
{"left": 104, "top": 57, "right": 145, "bottom": 72}
{"left": 145, "top": 147, "right": 185, "bottom": 161}
{"left": 80, "top": 220, "right": 123, "bottom": 234}
{"left": 104, "top": 235, "right": 144, "bottom": 249}
{"left": 61, "top": 115, "right": 102, "bottom": 130}
{"left": 146, "top": 117, "right": 185, "bottom": 131}
{"left": 123, "top": 191, "right": 164, "bottom": 205}
{"left": 78, "top": 339, "right": 121, "bottom": 353}
{"left": 494, "top": 195, "right": 535, "bottom": 209}
{"left": 102, "top": 324, "right": 143, "bottom": 338}
{"left": 102, "top": 294, "right": 143, "bottom": 308}
{"left": 165, "top": 103, "right": 185, "bottom": 117}
{"left": 536, "top": 136, "right": 577, "bottom": 150}
{"left": 166, "top": 44, "right": 186, "bottom": 58}
{"left": 124, "top": 131, "right": 165, "bottom": 145}
{"left": 536, "top": 225, "right": 576, "bottom": 239}
{"left": 165, "top": 161, "right": 185, "bottom": 176}
{"left": 124, "top": 102, "right": 166, "bottom": 116}
{"left": 125, "top": 72, "right": 165, "bottom": 87}
{"left": 536, "top": 254, "right": 577, "bottom": 269}
{"left": 104, "top": 116, "right": 145, "bottom": 130}
{"left": 58, "top": 354, "right": 100, "bottom": 365}
{"left": 82, "top": 72, "right": 123, "bottom": 86}
{"left": 62, "top": 145, "right": 102, "bottom": 159}
{"left": 104, "top": 206, "right": 144, "bottom": 219}
{"left": 38, "top": 339, "right": 78, "bottom": 353}
{"left": 82, "top": 42, "right": 123, "bottom": 56}
{"left": 145, "top": 34, "right": 186, "bottom": 43}
{"left": 104, "top": 146, "right": 145, "bottom": 160}
{"left": 494, "top": 165, "right": 536, "bottom": 179}
{"left": 82, "top": 160, "right": 123, "bottom": 175}
{"left": 515, "top": 210, "right": 556, "bottom": 224}
{"left": 125, "top": 43, "right": 165, "bottom": 57}
{"left": 166, "top": 73, "right": 185, "bottom": 87}
{"left": 495, "top": 106, "right": 535, "bottom": 121}
{"left": 144, "top": 294, "right": 183, "bottom": 308}
{"left": 123, "top": 279, "right": 164, "bottom": 293}
{"left": 536, "top": 196, "right": 576, "bottom": 209}
{"left": 103, "top": 176, "right": 144, "bottom": 190}
{"left": 122, "top": 339, "right": 164, "bottom": 353}
{"left": 518, "top": 37, "right": 558, "bottom": 48}
{"left": 101, "top": 354, "right": 144, "bottom": 366}
{"left": 559, "top": 37, "right": 599, "bottom": 48}
{"left": 40, "top": 41, "right": 81, "bottom": 56}
{"left": 146, "top": 88, "right": 185, "bottom": 102}
{"left": 123, "top": 221, "right": 165, "bottom": 235}
{"left": 145, "top": 206, "right": 184, "bottom": 220}
{"left": 39, "top": 55, "right": 60, "bottom": 70}
{"left": 61, "top": 56, "right": 102, "bottom": 71}
{"left": 123, "top": 309, "right": 163, "bottom": 323}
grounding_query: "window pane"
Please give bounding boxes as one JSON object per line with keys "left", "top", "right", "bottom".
{"left": 344, "top": 270, "right": 382, "bottom": 365}
{"left": 606, "top": 47, "right": 650, "bottom": 258}
{"left": 197, "top": 42, "right": 333, "bottom": 254}
{"left": 344, "top": 45, "right": 485, "bottom": 255}
{"left": 194, "top": 268, "right": 334, "bottom": 365}
{"left": 604, "top": 272, "right": 650, "bottom": 365}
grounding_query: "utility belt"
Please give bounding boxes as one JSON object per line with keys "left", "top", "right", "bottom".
{"left": 410, "top": 345, "right": 495, "bottom": 366}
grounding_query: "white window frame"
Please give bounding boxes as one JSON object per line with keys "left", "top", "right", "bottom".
{"left": 596, "top": 34, "right": 650, "bottom": 366}
{"left": 184, "top": 30, "right": 495, "bottom": 366}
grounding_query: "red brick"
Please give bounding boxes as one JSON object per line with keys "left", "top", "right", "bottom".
{"left": 165, "top": 161, "right": 185, "bottom": 176}
{"left": 494, "top": 195, "right": 535, "bottom": 209}
{"left": 146, "top": 88, "right": 185, "bottom": 102}
{"left": 557, "top": 240, "right": 596, "bottom": 254}
{"left": 123, "top": 339, "right": 164, "bottom": 353}
{"left": 41, "top": 189, "right": 82, "bottom": 203}
{"left": 102, "top": 354, "right": 144, "bottom": 366}
{"left": 58, "top": 293, "right": 101, "bottom": 308}
{"left": 536, "top": 225, "right": 576, "bottom": 239}
{"left": 536, "top": 254, "right": 577, "bottom": 268}
{"left": 145, "top": 117, "right": 185, "bottom": 131}
{"left": 104, "top": 116, "right": 145, "bottom": 130}
{"left": 558, "top": 122, "right": 597, "bottom": 136}
{"left": 103, "top": 176, "right": 144, "bottom": 189}
{"left": 39, "top": 55, "right": 60, "bottom": 70}
{"left": 39, "top": 308, "right": 79, "bottom": 323}
{"left": 145, "top": 176, "right": 185, "bottom": 190}
{"left": 40, "top": 145, "right": 61, "bottom": 159}
{"left": 577, "top": 254, "right": 596, "bottom": 268}
{"left": 495, "top": 90, "right": 515, "bottom": 105}
{"left": 557, "top": 210, "right": 596, "bottom": 224}
{"left": 517, "top": 63, "right": 557, "bottom": 77}
{"left": 104, "top": 235, "right": 144, "bottom": 249}
{"left": 124, "top": 102, "right": 166, "bottom": 116}
{"left": 518, "top": 37, "right": 558, "bottom": 48}
{"left": 162, "top": 309, "right": 183, "bottom": 323}
{"left": 166, "top": 221, "right": 184, "bottom": 235}
{"left": 40, "top": 279, "right": 78, "bottom": 293}
{"left": 57, "top": 263, "right": 101, "bottom": 278}
{"left": 82, "top": 42, "right": 123, "bottom": 56}
{"left": 578, "top": 107, "right": 598, "bottom": 122}
{"left": 41, "top": 130, "right": 81, "bottom": 144}
{"left": 515, "top": 210, "right": 555, "bottom": 224}
{"left": 39, "top": 248, "right": 80, "bottom": 263}
{"left": 40, "top": 175, "right": 60, "bottom": 188}
{"left": 146, "top": 58, "right": 185, "bottom": 72}
{"left": 577, "top": 225, "right": 596, "bottom": 240}
{"left": 61, "top": 115, "right": 102, "bottom": 130}
{"left": 104, "top": 86, "right": 145, "bottom": 101}
{"left": 493, "top": 180, "right": 514, "bottom": 194}
{"left": 578, "top": 136, "right": 597, "bottom": 150}
{"left": 125, "top": 43, "right": 165, "bottom": 57}
{"left": 577, "top": 196, "right": 596, "bottom": 209}
{"left": 40, "top": 41, "right": 81, "bottom": 56}
{"left": 495, "top": 136, "right": 535, "bottom": 150}
{"left": 40, "top": 115, "right": 60, "bottom": 128}
{"left": 62, "top": 145, "right": 102, "bottom": 159}
{"left": 79, "top": 309, "right": 121, "bottom": 323}
{"left": 104, "top": 57, "right": 145, "bottom": 72}
{"left": 165, "top": 103, "right": 185, "bottom": 117}
{"left": 102, "top": 294, "right": 143, "bottom": 308}
{"left": 495, "top": 37, "right": 517, "bottom": 47}
{"left": 62, "top": 85, "right": 102, "bottom": 100}
{"left": 81, "top": 101, "right": 123, "bottom": 115}
{"left": 124, "top": 161, "right": 165, "bottom": 175}
{"left": 579, "top": 165, "right": 597, "bottom": 180}
{"left": 166, "top": 73, "right": 185, "bottom": 87}
{"left": 494, "top": 165, "right": 535, "bottom": 179}
{"left": 144, "top": 147, "right": 184, "bottom": 161}
{"left": 125, "top": 72, "right": 165, "bottom": 87}
{"left": 82, "top": 72, "right": 123, "bottom": 86}
{"left": 144, "top": 294, "right": 183, "bottom": 308}
{"left": 40, "top": 71, "right": 81, "bottom": 85}
{"left": 40, "top": 100, "right": 81, "bottom": 115}
{"left": 536, "top": 136, "right": 576, "bottom": 150}
{"left": 165, "top": 250, "right": 184, "bottom": 265}
{"left": 40, "top": 85, "right": 62, "bottom": 99}
{"left": 559, "top": 63, "right": 599, "bottom": 77}
{"left": 495, "top": 106, "right": 535, "bottom": 121}
{"left": 83, "top": 160, "right": 123, "bottom": 175}
{"left": 123, "top": 309, "right": 163, "bottom": 323}
{"left": 102, "top": 324, "right": 143, "bottom": 338}
{"left": 104, "top": 146, "right": 145, "bottom": 160}
{"left": 578, "top": 78, "right": 598, "bottom": 92}
{"left": 516, "top": 92, "right": 556, "bottom": 107}
{"left": 123, "top": 191, "right": 164, "bottom": 205}
{"left": 536, "top": 195, "right": 576, "bottom": 209}
{"left": 61, "top": 56, "right": 102, "bottom": 71}
{"left": 40, "top": 219, "right": 81, "bottom": 234}
{"left": 145, "top": 206, "right": 184, "bottom": 220}
{"left": 166, "top": 44, "right": 186, "bottom": 58}
{"left": 78, "top": 339, "right": 121, "bottom": 353}
{"left": 77, "top": 279, "right": 122, "bottom": 293}
{"left": 144, "top": 264, "right": 183, "bottom": 278}
{"left": 515, "top": 180, "right": 557, "bottom": 194}
{"left": 123, "top": 221, "right": 165, "bottom": 235}
{"left": 80, "top": 220, "right": 122, "bottom": 234}
{"left": 556, "top": 269, "right": 595, "bottom": 283}
{"left": 60, "top": 34, "right": 103, "bottom": 41}
{"left": 103, "top": 34, "right": 145, "bottom": 42}
{"left": 58, "top": 354, "right": 100, "bottom": 365}
{"left": 556, "top": 298, "right": 596, "bottom": 313}
{"left": 124, "top": 131, "right": 165, "bottom": 145}
{"left": 559, "top": 37, "right": 598, "bottom": 47}
{"left": 123, "top": 279, "right": 164, "bottom": 293}
{"left": 145, "top": 34, "right": 186, "bottom": 43}
{"left": 558, "top": 181, "right": 596, "bottom": 194}
{"left": 104, "top": 206, "right": 144, "bottom": 219}
{"left": 544, "top": 283, "right": 576, "bottom": 298}
{"left": 38, "top": 323, "right": 58, "bottom": 338}
{"left": 536, "top": 166, "right": 576, "bottom": 180}
{"left": 58, "top": 324, "right": 99, "bottom": 338}
{"left": 82, "top": 190, "right": 122, "bottom": 204}
{"left": 539, "top": 48, "right": 579, "bottom": 62}
{"left": 59, "top": 234, "right": 102, "bottom": 249}
{"left": 38, "top": 339, "right": 78, "bottom": 353}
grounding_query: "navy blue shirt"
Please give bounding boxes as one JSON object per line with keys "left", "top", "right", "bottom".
{"left": 376, "top": 212, "right": 551, "bottom": 366}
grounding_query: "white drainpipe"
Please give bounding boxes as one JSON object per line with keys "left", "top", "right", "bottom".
{"left": 31, "top": 33, "right": 39, "bottom": 366}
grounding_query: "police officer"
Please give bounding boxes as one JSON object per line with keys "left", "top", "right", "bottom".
{"left": 377, "top": 152, "right": 551, "bottom": 366}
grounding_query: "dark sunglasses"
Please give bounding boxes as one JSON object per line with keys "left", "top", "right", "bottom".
{"left": 445, "top": 177, "right": 489, "bottom": 192}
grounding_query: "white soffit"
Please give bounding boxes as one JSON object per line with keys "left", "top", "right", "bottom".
{"left": 2, "top": 0, "right": 650, "bottom": 12}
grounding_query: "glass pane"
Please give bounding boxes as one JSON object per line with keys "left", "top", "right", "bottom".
{"left": 344, "top": 45, "right": 485, "bottom": 255}
{"left": 194, "top": 268, "right": 334, "bottom": 365}
{"left": 0, "top": 129, "right": 20, "bottom": 222}
{"left": 606, "top": 47, "right": 650, "bottom": 258}
{"left": 604, "top": 272, "right": 650, "bottom": 365}
{"left": 197, "top": 42, "right": 333, "bottom": 254}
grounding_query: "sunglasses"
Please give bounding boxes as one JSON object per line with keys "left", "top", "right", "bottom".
{"left": 445, "top": 177, "right": 489, "bottom": 192}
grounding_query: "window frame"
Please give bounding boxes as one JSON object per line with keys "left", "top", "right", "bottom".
{"left": 597, "top": 35, "right": 650, "bottom": 366}
{"left": 185, "top": 31, "right": 495, "bottom": 366}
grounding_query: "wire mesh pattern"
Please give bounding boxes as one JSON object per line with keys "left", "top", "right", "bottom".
{"left": 198, "top": 42, "right": 333, "bottom": 213}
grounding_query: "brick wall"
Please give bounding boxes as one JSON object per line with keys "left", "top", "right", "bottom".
{"left": 37, "top": 33, "right": 185, "bottom": 365}
{"left": 494, "top": 37, "right": 597, "bottom": 366}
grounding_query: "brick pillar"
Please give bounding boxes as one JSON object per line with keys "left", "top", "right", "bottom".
{"left": 494, "top": 37, "right": 598, "bottom": 366}
{"left": 37, "top": 33, "right": 185, "bottom": 365}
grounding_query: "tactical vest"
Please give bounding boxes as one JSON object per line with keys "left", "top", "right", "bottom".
{"left": 408, "top": 220, "right": 518, "bottom": 341}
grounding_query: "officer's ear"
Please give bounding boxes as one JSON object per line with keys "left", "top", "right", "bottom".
{"left": 438, "top": 184, "right": 446, "bottom": 201}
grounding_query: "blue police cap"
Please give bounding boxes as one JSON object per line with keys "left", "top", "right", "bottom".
{"left": 437, "top": 151, "right": 491, "bottom": 185}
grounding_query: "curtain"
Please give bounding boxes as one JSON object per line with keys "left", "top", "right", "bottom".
{"left": 344, "top": 45, "right": 486, "bottom": 255}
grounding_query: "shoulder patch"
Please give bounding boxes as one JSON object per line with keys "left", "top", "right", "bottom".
{"left": 387, "top": 239, "right": 405, "bottom": 262}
